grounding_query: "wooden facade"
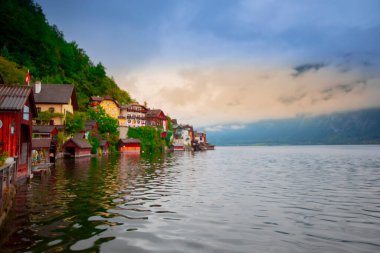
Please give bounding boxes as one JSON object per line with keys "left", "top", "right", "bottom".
{"left": 63, "top": 138, "right": 92, "bottom": 158}
{"left": 0, "top": 86, "right": 37, "bottom": 181}
{"left": 118, "top": 139, "right": 141, "bottom": 153}
{"left": 146, "top": 109, "right": 167, "bottom": 130}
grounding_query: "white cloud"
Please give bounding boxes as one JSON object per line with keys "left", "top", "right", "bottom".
{"left": 118, "top": 62, "right": 380, "bottom": 127}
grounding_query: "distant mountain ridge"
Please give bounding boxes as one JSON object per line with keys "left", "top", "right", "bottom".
{"left": 207, "top": 108, "right": 380, "bottom": 146}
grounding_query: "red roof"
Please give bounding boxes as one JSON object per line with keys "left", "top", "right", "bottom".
{"left": 146, "top": 109, "right": 166, "bottom": 119}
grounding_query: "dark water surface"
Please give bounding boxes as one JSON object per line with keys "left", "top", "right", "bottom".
{"left": 1, "top": 146, "right": 380, "bottom": 253}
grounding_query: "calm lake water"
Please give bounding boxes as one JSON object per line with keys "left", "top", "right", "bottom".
{"left": 1, "top": 146, "right": 380, "bottom": 253}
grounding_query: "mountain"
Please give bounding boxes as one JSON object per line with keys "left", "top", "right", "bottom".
{"left": 0, "top": 0, "right": 133, "bottom": 109}
{"left": 206, "top": 108, "right": 380, "bottom": 146}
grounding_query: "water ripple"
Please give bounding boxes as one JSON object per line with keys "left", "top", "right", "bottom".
{"left": 1, "top": 146, "right": 380, "bottom": 253}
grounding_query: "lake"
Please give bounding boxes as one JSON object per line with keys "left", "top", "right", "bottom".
{"left": 1, "top": 146, "right": 380, "bottom": 253}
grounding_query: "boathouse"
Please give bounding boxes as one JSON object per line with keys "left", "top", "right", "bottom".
{"left": 118, "top": 138, "right": 141, "bottom": 153}
{"left": 0, "top": 85, "right": 37, "bottom": 181}
{"left": 100, "top": 139, "right": 110, "bottom": 154}
{"left": 32, "top": 125, "right": 58, "bottom": 162}
{"left": 63, "top": 138, "right": 92, "bottom": 158}
{"left": 31, "top": 138, "right": 51, "bottom": 165}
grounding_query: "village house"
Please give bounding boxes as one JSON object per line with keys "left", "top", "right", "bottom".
{"left": 172, "top": 124, "right": 194, "bottom": 151}
{"left": 33, "top": 82, "right": 78, "bottom": 126}
{"left": 194, "top": 131, "right": 207, "bottom": 144}
{"left": 146, "top": 109, "right": 168, "bottom": 131}
{"left": 181, "top": 125, "right": 194, "bottom": 147}
{"left": 32, "top": 125, "right": 58, "bottom": 163}
{"left": 0, "top": 85, "right": 38, "bottom": 181}
{"left": 119, "top": 103, "right": 148, "bottom": 128}
{"left": 63, "top": 138, "right": 92, "bottom": 158}
{"left": 118, "top": 138, "right": 141, "bottom": 154}
{"left": 90, "top": 95, "right": 120, "bottom": 119}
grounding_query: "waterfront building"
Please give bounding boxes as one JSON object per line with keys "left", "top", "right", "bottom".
{"left": 118, "top": 138, "right": 141, "bottom": 153}
{"left": 100, "top": 140, "right": 110, "bottom": 154}
{"left": 194, "top": 131, "right": 207, "bottom": 144}
{"left": 118, "top": 103, "right": 148, "bottom": 128}
{"left": 33, "top": 83, "right": 78, "bottom": 126}
{"left": 63, "top": 138, "right": 92, "bottom": 158}
{"left": 31, "top": 138, "right": 51, "bottom": 165}
{"left": 146, "top": 109, "right": 168, "bottom": 131}
{"left": 90, "top": 95, "right": 120, "bottom": 119}
{"left": 0, "top": 85, "right": 38, "bottom": 181}
{"left": 32, "top": 125, "right": 58, "bottom": 163}
{"left": 181, "top": 125, "right": 194, "bottom": 146}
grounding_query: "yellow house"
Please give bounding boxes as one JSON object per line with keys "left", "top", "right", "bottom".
{"left": 33, "top": 83, "right": 78, "bottom": 126}
{"left": 90, "top": 96, "right": 120, "bottom": 119}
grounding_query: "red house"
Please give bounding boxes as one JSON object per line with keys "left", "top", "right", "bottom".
{"left": 63, "top": 138, "right": 92, "bottom": 158}
{"left": 100, "top": 139, "right": 110, "bottom": 154}
{"left": 118, "top": 139, "right": 141, "bottom": 154}
{"left": 146, "top": 109, "right": 167, "bottom": 130}
{"left": 0, "top": 85, "right": 38, "bottom": 181}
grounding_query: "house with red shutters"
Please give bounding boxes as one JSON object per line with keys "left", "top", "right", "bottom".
{"left": 146, "top": 109, "right": 168, "bottom": 131}
{"left": 0, "top": 85, "right": 38, "bottom": 181}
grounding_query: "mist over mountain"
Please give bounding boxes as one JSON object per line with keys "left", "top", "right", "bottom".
{"left": 206, "top": 108, "right": 380, "bottom": 146}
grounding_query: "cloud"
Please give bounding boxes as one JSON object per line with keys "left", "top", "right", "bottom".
{"left": 292, "top": 63, "right": 326, "bottom": 77}
{"left": 205, "top": 125, "right": 225, "bottom": 132}
{"left": 119, "top": 63, "right": 380, "bottom": 127}
{"left": 320, "top": 80, "right": 367, "bottom": 101}
{"left": 279, "top": 92, "right": 307, "bottom": 105}
{"left": 230, "top": 124, "right": 246, "bottom": 130}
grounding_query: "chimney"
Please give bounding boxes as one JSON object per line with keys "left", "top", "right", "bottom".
{"left": 35, "top": 81, "right": 42, "bottom": 94}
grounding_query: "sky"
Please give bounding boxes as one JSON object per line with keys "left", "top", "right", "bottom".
{"left": 36, "top": 0, "right": 380, "bottom": 128}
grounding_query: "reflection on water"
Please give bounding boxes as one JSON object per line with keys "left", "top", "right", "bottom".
{"left": 1, "top": 146, "right": 380, "bottom": 253}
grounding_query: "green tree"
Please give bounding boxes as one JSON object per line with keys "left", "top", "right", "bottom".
{"left": 65, "top": 112, "right": 85, "bottom": 135}
{"left": 0, "top": 0, "right": 134, "bottom": 108}
{"left": 34, "top": 111, "right": 63, "bottom": 125}
{"left": 127, "top": 126, "right": 167, "bottom": 154}
{"left": 87, "top": 106, "right": 118, "bottom": 135}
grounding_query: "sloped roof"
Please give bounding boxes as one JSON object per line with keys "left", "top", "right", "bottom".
{"left": 120, "top": 103, "right": 148, "bottom": 111}
{"left": 32, "top": 138, "right": 51, "bottom": 148}
{"left": 90, "top": 96, "right": 103, "bottom": 102}
{"left": 33, "top": 84, "right": 78, "bottom": 110}
{"left": 146, "top": 109, "right": 165, "bottom": 119}
{"left": 32, "top": 125, "right": 57, "bottom": 134}
{"left": 0, "top": 85, "right": 37, "bottom": 116}
{"left": 85, "top": 120, "right": 98, "bottom": 131}
{"left": 119, "top": 138, "right": 141, "bottom": 144}
{"left": 69, "top": 138, "right": 92, "bottom": 149}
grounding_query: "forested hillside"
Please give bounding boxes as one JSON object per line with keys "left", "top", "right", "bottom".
{"left": 207, "top": 108, "right": 380, "bottom": 145}
{"left": 0, "top": 0, "right": 133, "bottom": 109}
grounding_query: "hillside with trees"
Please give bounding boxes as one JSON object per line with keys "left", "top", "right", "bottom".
{"left": 0, "top": 0, "right": 133, "bottom": 109}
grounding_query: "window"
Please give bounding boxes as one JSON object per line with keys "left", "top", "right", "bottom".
{"left": 49, "top": 107, "right": 55, "bottom": 113}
